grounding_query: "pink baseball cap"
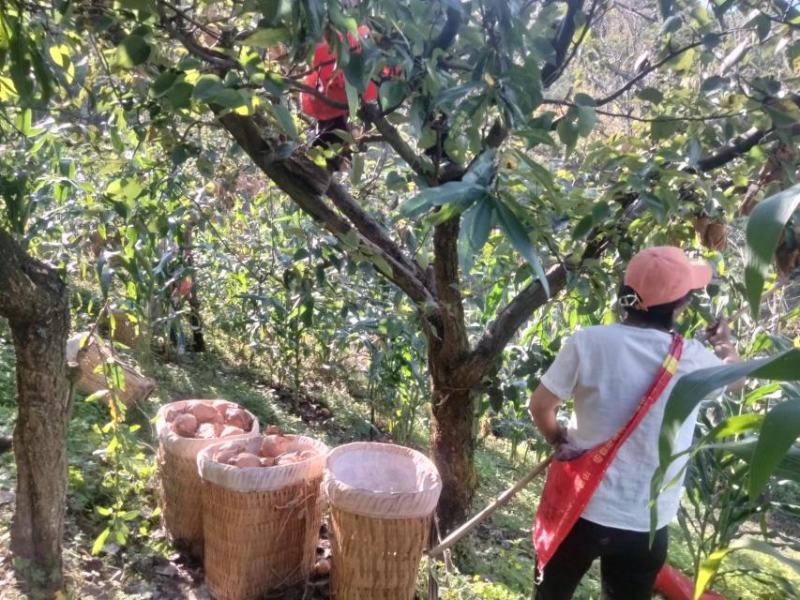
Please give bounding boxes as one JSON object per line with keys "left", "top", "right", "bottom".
{"left": 623, "top": 246, "right": 712, "bottom": 309}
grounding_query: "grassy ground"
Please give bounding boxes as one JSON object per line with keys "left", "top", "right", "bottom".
{"left": 0, "top": 330, "right": 798, "bottom": 599}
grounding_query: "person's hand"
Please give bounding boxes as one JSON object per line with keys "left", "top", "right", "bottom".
{"left": 706, "top": 317, "right": 733, "bottom": 347}
{"left": 549, "top": 426, "right": 586, "bottom": 461}
{"left": 706, "top": 318, "right": 738, "bottom": 358}
{"left": 554, "top": 440, "right": 587, "bottom": 461}
{"left": 706, "top": 318, "right": 743, "bottom": 377}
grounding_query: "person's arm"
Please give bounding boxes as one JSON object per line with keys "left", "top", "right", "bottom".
{"left": 528, "top": 384, "right": 567, "bottom": 446}
{"left": 707, "top": 318, "right": 745, "bottom": 393}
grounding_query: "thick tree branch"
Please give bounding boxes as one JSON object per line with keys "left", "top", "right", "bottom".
{"left": 430, "top": 218, "right": 470, "bottom": 375}
{"left": 541, "top": 0, "right": 586, "bottom": 86}
{"left": 215, "top": 111, "right": 438, "bottom": 309}
{"left": 696, "top": 126, "right": 770, "bottom": 172}
{"left": 287, "top": 80, "right": 349, "bottom": 110}
{"left": 431, "top": 5, "right": 465, "bottom": 53}
{"left": 326, "top": 180, "right": 429, "bottom": 284}
{"left": 162, "top": 15, "right": 238, "bottom": 69}
{"left": 360, "top": 103, "right": 435, "bottom": 182}
{"left": 542, "top": 0, "right": 600, "bottom": 88}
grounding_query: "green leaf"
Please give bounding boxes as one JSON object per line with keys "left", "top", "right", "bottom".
{"left": 661, "top": 15, "right": 682, "bottom": 34}
{"left": 152, "top": 70, "right": 180, "bottom": 97}
{"left": 695, "top": 547, "right": 728, "bottom": 599}
{"left": 745, "top": 183, "right": 800, "bottom": 317}
{"left": 711, "top": 413, "right": 763, "bottom": 439}
{"left": 117, "top": 34, "right": 150, "bottom": 68}
{"left": 749, "top": 399, "right": 800, "bottom": 500}
{"left": 84, "top": 389, "right": 110, "bottom": 403}
{"left": 514, "top": 151, "right": 556, "bottom": 193}
{"left": 671, "top": 47, "right": 695, "bottom": 71}
{"left": 166, "top": 82, "right": 193, "bottom": 109}
{"left": 271, "top": 104, "right": 297, "bottom": 138}
{"left": 350, "top": 153, "right": 364, "bottom": 185}
{"left": 520, "top": 128, "right": 556, "bottom": 148}
{"left": 695, "top": 538, "right": 800, "bottom": 599}
{"left": 700, "top": 75, "right": 729, "bottom": 94}
{"left": 91, "top": 527, "right": 111, "bottom": 555}
{"left": 399, "top": 181, "right": 486, "bottom": 218}
{"left": 192, "top": 74, "right": 225, "bottom": 101}
{"left": 659, "top": 349, "right": 800, "bottom": 469}
{"left": 576, "top": 106, "right": 597, "bottom": 137}
{"left": 556, "top": 118, "right": 579, "bottom": 154}
{"left": 637, "top": 87, "right": 664, "bottom": 104}
{"left": 572, "top": 215, "right": 593, "bottom": 240}
{"left": 495, "top": 200, "right": 549, "bottom": 296}
{"left": 344, "top": 80, "right": 359, "bottom": 119}
{"left": 342, "top": 51, "right": 368, "bottom": 92}
{"left": 469, "top": 198, "right": 493, "bottom": 253}
{"left": 241, "top": 27, "right": 289, "bottom": 48}
{"left": 379, "top": 80, "right": 408, "bottom": 112}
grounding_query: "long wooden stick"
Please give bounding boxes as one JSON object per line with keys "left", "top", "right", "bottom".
{"left": 427, "top": 454, "right": 553, "bottom": 556}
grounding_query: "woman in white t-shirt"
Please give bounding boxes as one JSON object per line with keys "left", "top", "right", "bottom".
{"left": 528, "top": 246, "right": 741, "bottom": 600}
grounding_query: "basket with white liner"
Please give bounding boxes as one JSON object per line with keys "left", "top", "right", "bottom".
{"left": 198, "top": 434, "right": 329, "bottom": 600}
{"left": 323, "top": 442, "right": 442, "bottom": 600}
{"left": 156, "top": 399, "right": 259, "bottom": 558}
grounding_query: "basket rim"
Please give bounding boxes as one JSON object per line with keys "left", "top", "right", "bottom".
{"left": 199, "top": 434, "right": 326, "bottom": 473}
{"left": 324, "top": 441, "right": 442, "bottom": 502}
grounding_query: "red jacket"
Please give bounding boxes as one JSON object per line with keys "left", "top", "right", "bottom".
{"left": 301, "top": 25, "right": 378, "bottom": 120}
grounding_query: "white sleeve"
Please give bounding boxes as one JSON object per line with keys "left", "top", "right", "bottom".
{"left": 540, "top": 334, "right": 580, "bottom": 401}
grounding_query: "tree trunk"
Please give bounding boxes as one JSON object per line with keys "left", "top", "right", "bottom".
{"left": 430, "top": 382, "right": 477, "bottom": 535}
{"left": 10, "top": 317, "right": 71, "bottom": 592}
{"left": 0, "top": 230, "right": 71, "bottom": 595}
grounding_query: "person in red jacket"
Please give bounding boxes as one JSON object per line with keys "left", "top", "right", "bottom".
{"left": 300, "top": 25, "right": 378, "bottom": 170}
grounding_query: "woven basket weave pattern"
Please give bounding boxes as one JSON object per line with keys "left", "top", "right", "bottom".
{"left": 202, "top": 475, "right": 324, "bottom": 600}
{"left": 67, "top": 333, "right": 154, "bottom": 406}
{"left": 156, "top": 400, "right": 259, "bottom": 556}
{"left": 330, "top": 506, "right": 430, "bottom": 600}
{"left": 324, "top": 442, "right": 442, "bottom": 600}
{"left": 157, "top": 447, "right": 204, "bottom": 556}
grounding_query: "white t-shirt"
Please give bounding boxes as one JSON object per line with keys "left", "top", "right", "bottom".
{"left": 540, "top": 323, "right": 722, "bottom": 531}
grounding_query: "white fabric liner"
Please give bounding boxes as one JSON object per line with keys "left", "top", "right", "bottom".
{"left": 197, "top": 435, "right": 329, "bottom": 493}
{"left": 323, "top": 442, "right": 442, "bottom": 519}
{"left": 156, "top": 400, "right": 259, "bottom": 460}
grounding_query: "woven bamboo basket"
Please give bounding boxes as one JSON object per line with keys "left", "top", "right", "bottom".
{"left": 156, "top": 400, "right": 259, "bottom": 559}
{"left": 66, "top": 331, "right": 154, "bottom": 406}
{"left": 198, "top": 435, "right": 329, "bottom": 600}
{"left": 99, "top": 309, "right": 141, "bottom": 348}
{"left": 323, "top": 442, "right": 442, "bottom": 600}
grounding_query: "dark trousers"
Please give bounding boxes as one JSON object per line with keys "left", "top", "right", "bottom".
{"left": 534, "top": 518, "right": 668, "bottom": 600}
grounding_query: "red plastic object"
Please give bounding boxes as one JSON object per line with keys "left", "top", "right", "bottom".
{"left": 654, "top": 564, "right": 726, "bottom": 600}
{"left": 301, "top": 25, "right": 378, "bottom": 120}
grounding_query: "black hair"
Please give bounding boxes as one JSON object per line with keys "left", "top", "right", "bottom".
{"left": 618, "top": 284, "right": 693, "bottom": 331}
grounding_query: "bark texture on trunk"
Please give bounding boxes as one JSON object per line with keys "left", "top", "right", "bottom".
{"left": 430, "top": 384, "right": 477, "bottom": 535}
{"left": 0, "top": 229, "right": 71, "bottom": 594}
